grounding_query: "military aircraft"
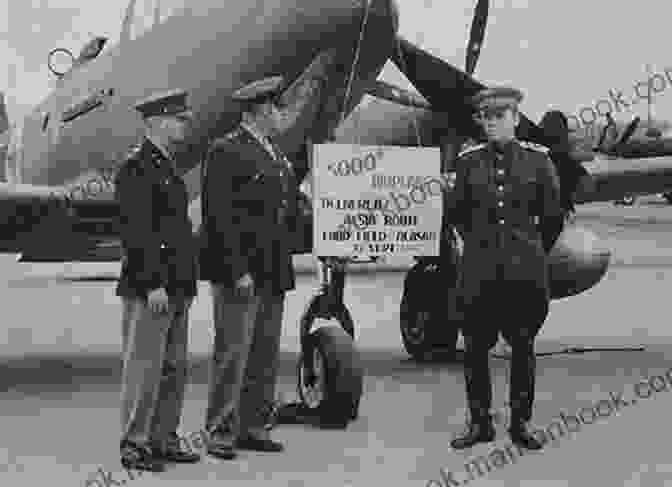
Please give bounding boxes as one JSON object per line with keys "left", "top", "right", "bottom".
{"left": 581, "top": 114, "right": 672, "bottom": 205}
{"left": 318, "top": 1, "right": 672, "bottom": 367}
{"left": 0, "top": 0, "right": 666, "bottom": 426}
{"left": 0, "top": 0, "right": 400, "bottom": 260}
{"left": 0, "top": 0, "right": 402, "bottom": 425}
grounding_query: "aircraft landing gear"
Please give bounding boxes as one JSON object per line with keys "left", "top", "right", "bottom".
{"left": 613, "top": 195, "right": 636, "bottom": 206}
{"left": 276, "top": 257, "right": 364, "bottom": 429}
{"left": 399, "top": 255, "right": 462, "bottom": 361}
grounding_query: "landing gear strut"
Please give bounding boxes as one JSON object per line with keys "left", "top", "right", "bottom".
{"left": 275, "top": 257, "right": 365, "bottom": 429}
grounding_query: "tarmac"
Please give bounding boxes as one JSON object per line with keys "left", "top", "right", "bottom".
{"left": 2, "top": 197, "right": 672, "bottom": 486}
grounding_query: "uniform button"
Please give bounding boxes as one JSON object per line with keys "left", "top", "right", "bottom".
{"left": 160, "top": 244, "right": 167, "bottom": 249}
{"left": 499, "top": 219, "right": 505, "bottom": 225}
{"left": 497, "top": 185, "right": 504, "bottom": 192}
{"left": 498, "top": 201, "right": 504, "bottom": 207}
{"left": 497, "top": 169, "right": 505, "bottom": 176}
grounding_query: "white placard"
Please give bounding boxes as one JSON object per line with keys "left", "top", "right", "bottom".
{"left": 312, "top": 144, "right": 443, "bottom": 257}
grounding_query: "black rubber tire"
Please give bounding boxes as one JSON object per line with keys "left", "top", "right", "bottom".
{"left": 399, "top": 259, "right": 461, "bottom": 361}
{"left": 297, "top": 325, "right": 363, "bottom": 425}
{"left": 399, "top": 293, "right": 459, "bottom": 361}
{"left": 664, "top": 192, "right": 672, "bottom": 205}
{"left": 399, "top": 292, "right": 434, "bottom": 360}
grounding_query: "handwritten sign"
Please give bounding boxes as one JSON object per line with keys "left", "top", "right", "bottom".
{"left": 312, "top": 144, "right": 442, "bottom": 257}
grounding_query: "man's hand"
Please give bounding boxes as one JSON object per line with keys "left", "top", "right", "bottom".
{"left": 148, "top": 287, "right": 170, "bottom": 314}
{"left": 235, "top": 272, "right": 254, "bottom": 298}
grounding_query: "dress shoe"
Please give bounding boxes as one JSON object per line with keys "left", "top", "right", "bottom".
{"left": 509, "top": 422, "right": 544, "bottom": 450}
{"left": 236, "top": 435, "right": 284, "bottom": 452}
{"left": 153, "top": 433, "right": 201, "bottom": 463}
{"left": 121, "top": 440, "right": 165, "bottom": 472}
{"left": 206, "top": 426, "right": 237, "bottom": 460}
{"left": 450, "top": 421, "right": 496, "bottom": 450}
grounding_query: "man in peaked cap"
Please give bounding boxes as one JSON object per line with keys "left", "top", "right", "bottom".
{"left": 114, "top": 89, "right": 200, "bottom": 471}
{"left": 200, "top": 75, "right": 298, "bottom": 458}
{"left": 443, "top": 86, "right": 564, "bottom": 451}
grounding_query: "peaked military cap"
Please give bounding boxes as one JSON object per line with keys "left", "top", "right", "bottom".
{"left": 471, "top": 86, "right": 523, "bottom": 110}
{"left": 134, "top": 89, "right": 190, "bottom": 119}
{"left": 231, "top": 75, "right": 285, "bottom": 103}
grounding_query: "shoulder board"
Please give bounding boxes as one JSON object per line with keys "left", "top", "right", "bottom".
{"left": 458, "top": 142, "right": 486, "bottom": 157}
{"left": 211, "top": 128, "right": 245, "bottom": 149}
{"left": 115, "top": 143, "right": 146, "bottom": 177}
{"left": 125, "top": 143, "right": 143, "bottom": 160}
{"left": 120, "top": 144, "right": 143, "bottom": 166}
{"left": 226, "top": 126, "right": 246, "bottom": 141}
{"left": 519, "top": 141, "right": 550, "bottom": 153}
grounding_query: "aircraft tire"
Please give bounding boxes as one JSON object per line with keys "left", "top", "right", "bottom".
{"left": 399, "top": 293, "right": 459, "bottom": 361}
{"left": 664, "top": 192, "right": 672, "bottom": 204}
{"left": 399, "top": 259, "right": 460, "bottom": 361}
{"left": 297, "top": 325, "right": 363, "bottom": 426}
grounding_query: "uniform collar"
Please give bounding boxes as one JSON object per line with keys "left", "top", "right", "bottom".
{"left": 241, "top": 122, "right": 270, "bottom": 146}
{"left": 489, "top": 139, "right": 516, "bottom": 154}
{"left": 242, "top": 122, "right": 286, "bottom": 163}
{"left": 143, "top": 137, "right": 178, "bottom": 174}
{"left": 145, "top": 135, "right": 174, "bottom": 162}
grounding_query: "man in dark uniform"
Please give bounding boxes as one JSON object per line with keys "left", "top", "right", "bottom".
{"left": 444, "top": 87, "right": 564, "bottom": 450}
{"left": 115, "top": 89, "right": 201, "bottom": 471}
{"left": 200, "top": 75, "right": 296, "bottom": 458}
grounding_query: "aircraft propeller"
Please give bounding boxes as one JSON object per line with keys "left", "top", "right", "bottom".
{"left": 615, "top": 116, "right": 641, "bottom": 149}
{"left": 644, "top": 64, "right": 662, "bottom": 138}
{"left": 363, "top": 0, "right": 488, "bottom": 117}
{"left": 389, "top": 35, "right": 547, "bottom": 145}
{"left": 465, "top": 0, "right": 488, "bottom": 76}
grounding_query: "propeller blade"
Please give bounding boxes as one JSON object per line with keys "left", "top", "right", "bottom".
{"left": 0, "top": 92, "right": 8, "bottom": 136}
{"left": 616, "top": 116, "right": 641, "bottom": 147}
{"left": 366, "top": 80, "right": 432, "bottom": 109}
{"left": 465, "top": 0, "right": 489, "bottom": 75}
{"left": 391, "top": 36, "right": 547, "bottom": 144}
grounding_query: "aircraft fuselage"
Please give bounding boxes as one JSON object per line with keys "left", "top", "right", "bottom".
{"left": 10, "top": 0, "right": 399, "bottom": 200}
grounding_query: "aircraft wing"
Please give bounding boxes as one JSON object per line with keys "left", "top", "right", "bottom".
{"left": 0, "top": 181, "right": 122, "bottom": 261}
{"left": 575, "top": 155, "right": 672, "bottom": 203}
{"left": 338, "top": 96, "right": 672, "bottom": 205}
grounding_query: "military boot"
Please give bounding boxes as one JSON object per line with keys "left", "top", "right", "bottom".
{"left": 450, "top": 417, "right": 496, "bottom": 450}
{"left": 508, "top": 419, "right": 543, "bottom": 450}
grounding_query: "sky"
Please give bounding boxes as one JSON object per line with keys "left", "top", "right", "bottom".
{"left": 1, "top": 0, "right": 671, "bottom": 129}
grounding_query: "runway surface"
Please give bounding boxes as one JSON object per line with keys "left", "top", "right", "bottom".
{"left": 2, "top": 199, "right": 672, "bottom": 486}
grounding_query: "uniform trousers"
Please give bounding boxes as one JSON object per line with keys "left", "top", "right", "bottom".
{"left": 460, "top": 278, "right": 549, "bottom": 424}
{"left": 205, "top": 285, "right": 285, "bottom": 440}
{"left": 120, "top": 296, "right": 191, "bottom": 448}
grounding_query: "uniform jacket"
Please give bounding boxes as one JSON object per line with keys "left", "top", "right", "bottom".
{"left": 199, "top": 124, "right": 297, "bottom": 293}
{"left": 114, "top": 138, "right": 197, "bottom": 299}
{"left": 444, "top": 139, "right": 564, "bottom": 303}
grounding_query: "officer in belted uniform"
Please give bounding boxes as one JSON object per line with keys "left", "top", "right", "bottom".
{"left": 114, "top": 89, "right": 200, "bottom": 471}
{"left": 444, "top": 87, "right": 564, "bottom": 450}
{"left": 200, "top": 75, "right": 297, "bottom": 458}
